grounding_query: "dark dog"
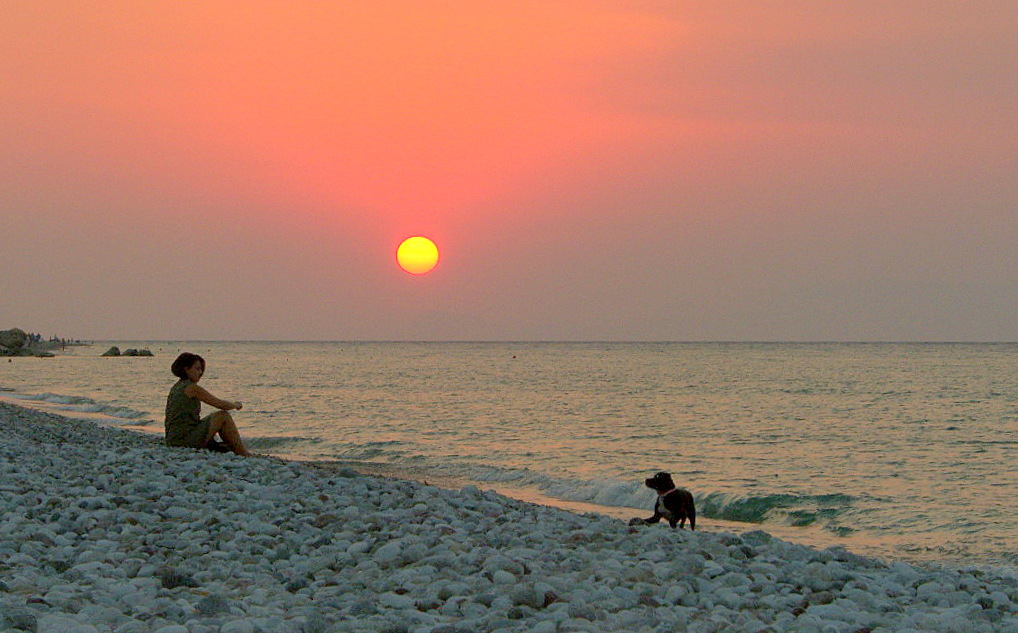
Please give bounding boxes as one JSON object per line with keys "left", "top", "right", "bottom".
{"left": 629, "top": 472, "right": 696, "bottom": 530}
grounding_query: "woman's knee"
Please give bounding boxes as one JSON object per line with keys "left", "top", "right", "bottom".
{"left": 208, "top": 411, "right": 233, "bottom": 430}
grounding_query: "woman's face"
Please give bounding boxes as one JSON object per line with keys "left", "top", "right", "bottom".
{"left": 185, "top": 360, "right": 204, "bottom": 383}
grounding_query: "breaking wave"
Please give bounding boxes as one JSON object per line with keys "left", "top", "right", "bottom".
{"left": 355, "top": 457, "right": 855, "bottom": 530}
{"left": 7, "top": 392, "right": 151, "bottom": 423}
{"left": 696, "top": 491, "right": 855, "bottom": 526}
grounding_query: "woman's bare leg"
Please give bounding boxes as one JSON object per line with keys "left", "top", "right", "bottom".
{"left": 205, "top": 411, "right": 252, "bottom": 456}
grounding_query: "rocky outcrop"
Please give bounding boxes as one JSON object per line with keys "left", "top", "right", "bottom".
{"left": 0, "top": 328, "right": 28, "bottom": 354}
{"left": 1, "top": 328, "right": 88, "bottom": 356}
{"left": 102, "top": 347, "right": 154, "bottom": 357}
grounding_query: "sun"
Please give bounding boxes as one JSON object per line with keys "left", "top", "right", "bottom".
{"left": 396, "top": 236, "right": 440, "bottom": 275}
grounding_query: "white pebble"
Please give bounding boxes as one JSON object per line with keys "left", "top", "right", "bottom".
{"left": 37, "top": 616, "right": 100, "bottom": 633}
{"left": 3, "top": 404, "right": 1018, "bottom": 633}
{"left": 378, "top": 592, "right": 415, "bottom": 609}
{"left": 493, "top": 569, "right": 517, "bottom": 585}
{"left": 219, "top": 621, "right": 255, "bottom": 633}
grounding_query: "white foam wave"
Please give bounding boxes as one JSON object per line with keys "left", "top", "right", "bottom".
{"left": 378, "top": 459, "right": 854, "bottom": 529}
{"left": 8, "top": 391, "right": 149, "bottom": 422}
{"left": 397, "top": 462, "right": 657, "bottom": 510}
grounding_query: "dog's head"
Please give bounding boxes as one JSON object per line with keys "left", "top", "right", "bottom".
{"left": 645, "top": 471, "right": 675, "bottom": 493}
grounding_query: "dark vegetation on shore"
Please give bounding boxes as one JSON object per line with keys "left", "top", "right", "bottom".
{"left": 0, "top": 327, "right": 89, "bottom": 357}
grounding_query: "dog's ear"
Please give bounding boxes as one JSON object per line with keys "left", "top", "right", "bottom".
{"left": 656, "top": 471, "right": 669, "bottom": 479}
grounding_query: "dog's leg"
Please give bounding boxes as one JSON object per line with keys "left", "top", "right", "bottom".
{"left": 629, "top": 513, "right": 662, "bottom": 526}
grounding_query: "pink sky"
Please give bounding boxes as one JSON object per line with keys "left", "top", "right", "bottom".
{"left": 3, "top": 2, "right": 1017, "bottom": 340}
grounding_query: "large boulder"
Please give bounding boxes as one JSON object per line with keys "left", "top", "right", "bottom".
{"left": 0, "top": 328, "right": 28, "bottom": 352}
{"left": 101, "top": 346, "right": 153, "bottom": 357}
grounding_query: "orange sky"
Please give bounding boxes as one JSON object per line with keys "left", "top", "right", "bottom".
{"left": 3, "top": 2, "right": 1017, "bottom": 340}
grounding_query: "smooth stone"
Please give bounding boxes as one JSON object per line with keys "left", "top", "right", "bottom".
{"left": 219, "top": 621, "right": 255, "bottom": 633}
{"left": 2, "top": 607, "right": 38, "bottom": 631}
{"left": 377, "top": 593, "right": 415, "bottom": 609}
{"left": 37, "top": 615, "right": 100, "bottom": 633}
{"left": 195, "top": 594, "right": 232, "bottom": 616}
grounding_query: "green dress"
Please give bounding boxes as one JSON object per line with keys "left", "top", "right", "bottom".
{"left": 165, "top": 379, "right": 212, "bottom": 447}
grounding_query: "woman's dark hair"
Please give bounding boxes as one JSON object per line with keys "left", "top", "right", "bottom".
{"left": 171, "top": 352, "right": 205, "bottom": 379}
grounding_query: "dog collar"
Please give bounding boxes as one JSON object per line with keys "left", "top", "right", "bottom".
{"left": 658, "top": 488, "right": 676, "bottom": 496}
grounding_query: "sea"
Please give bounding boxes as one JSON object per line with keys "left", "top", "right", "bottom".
{"left": 2, "top": 341, "right": 1017, "bottom": 573}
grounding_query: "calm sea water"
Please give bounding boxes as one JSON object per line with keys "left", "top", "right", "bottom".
{"left": 3, "top": 342, "right": 1017, "bottom": 571}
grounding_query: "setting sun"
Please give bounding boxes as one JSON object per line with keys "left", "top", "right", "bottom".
{"left": 396, "top": 236, "right": 440, "bottom": 275}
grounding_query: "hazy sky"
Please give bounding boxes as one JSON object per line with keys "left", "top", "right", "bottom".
{"left": 3, "top": 2, "right": 1017, "bottom": 341}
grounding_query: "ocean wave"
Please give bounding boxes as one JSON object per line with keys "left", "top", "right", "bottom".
{"left": 369, "top": 459, "right": 817, "bottom": 517}
{"left": 696, "top": 491, "right": 855, "bottom": 526}
{"left": 9, "top": 392, "right": 149, "bottom": 422}
{"left": 246, "top": 436, "right": 322, "bottom": 450}
{"left": 462, "top": 467, "right": 659, "bottom": 509}
{"left": 334, "top": 440, "right": 411, "bottom": 460}
{"left": 381, "top": 460, "right": 855, "bottom": 530}
{"left": 537, "top": 479, "right": 855, "bottom": 529}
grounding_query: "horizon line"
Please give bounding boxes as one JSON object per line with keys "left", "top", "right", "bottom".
{"left": 75, "top": 339, "right": 1018, "bottom": 345}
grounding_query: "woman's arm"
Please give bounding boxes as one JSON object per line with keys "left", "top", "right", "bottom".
{"left": 184, "top": 383, "right": 243, "bottom": 411}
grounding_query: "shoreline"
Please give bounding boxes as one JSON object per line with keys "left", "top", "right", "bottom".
{"left": 300, "top": 458, "right": 908, "bottom": 566}
{"left": 3, "top": 393, "right": 1012, "bottom": 572}
{"left": 303, "top": 459, "right": 648, "bottom": 521}
{"left": 2, "top": 400, "right": 1018, "bottom": 632}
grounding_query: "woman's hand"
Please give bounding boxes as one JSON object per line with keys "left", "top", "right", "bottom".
{"left": 233, "top": 401, "right": 243, "bottom": 410}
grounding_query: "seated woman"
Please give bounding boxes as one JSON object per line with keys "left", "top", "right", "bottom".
{"left": 165, "top": 352, "right": 251, "bottom": 456}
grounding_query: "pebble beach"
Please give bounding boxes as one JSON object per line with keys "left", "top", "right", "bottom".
{"left": 2, "top": 402, "right": 1018, "bottom": 633}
